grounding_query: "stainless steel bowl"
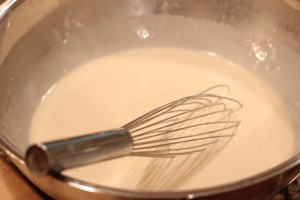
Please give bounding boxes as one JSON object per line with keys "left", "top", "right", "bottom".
{"left": 0, "top": 0, "right": 300, "bottom": 199}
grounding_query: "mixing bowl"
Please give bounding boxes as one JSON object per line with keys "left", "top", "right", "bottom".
{"left": 0, "top": 0, "right": 300, "bottom": 199}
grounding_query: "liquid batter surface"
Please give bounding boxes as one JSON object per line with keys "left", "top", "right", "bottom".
{"left": 29, "top": 48, "right": 295, "bottom": 191}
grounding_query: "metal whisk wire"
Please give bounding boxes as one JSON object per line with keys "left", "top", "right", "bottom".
{"left": 127, "top": 85, "right": 242, "bottom": 157}
{"left": 25, "top": 84, "right": 242, "bottom": 175}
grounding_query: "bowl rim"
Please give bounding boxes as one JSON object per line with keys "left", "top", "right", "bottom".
{"left": 6, "top": 147, "right": 300, "bottom": 199}
{"left": 53, "top": 154, "right": 300, "bottom": 198}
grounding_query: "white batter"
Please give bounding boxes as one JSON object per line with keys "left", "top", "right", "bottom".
{"left": 29, "top": 47, "right": 295, "bottom": 191}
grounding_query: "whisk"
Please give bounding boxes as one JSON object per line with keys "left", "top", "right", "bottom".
{"left": 25, "top": 85, "right": 242, "bottom": 175}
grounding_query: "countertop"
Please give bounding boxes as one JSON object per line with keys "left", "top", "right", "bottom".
{"left": 0, "top": 156, "right": 41, "bottom": 200}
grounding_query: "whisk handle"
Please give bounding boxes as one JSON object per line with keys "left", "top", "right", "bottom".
{"left": 25, "top": 128, "right": 132, "bottom": 175}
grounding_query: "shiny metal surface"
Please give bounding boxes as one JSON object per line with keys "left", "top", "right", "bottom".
{"left": 26, "top": 128, "right": 132, "bottom": 175}
{"left": 0, "top": 0, "right": 300, "bottom": 199}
